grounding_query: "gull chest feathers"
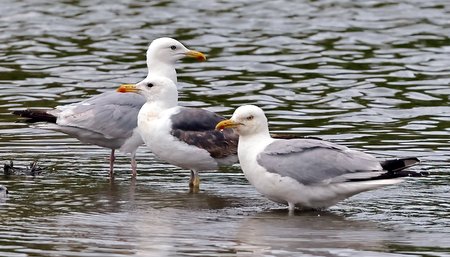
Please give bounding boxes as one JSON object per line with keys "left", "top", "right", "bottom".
{"left": 137, "top": 103, "right": 169, "bottom": 144}
{"left": 239, "top": 136, "right": 292, "bottom": 204}
{"left": 238, "top": 136, "right": 273, "bottom": 185}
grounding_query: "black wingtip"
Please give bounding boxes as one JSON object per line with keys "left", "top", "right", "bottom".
{"left": 349, "top": 157, "right": 427, "bottom": 182}
{"left": 12, "top": 109, "right": 57, "bottom": 123}
{"left": 381, "top": 157, "right": 430, "bottom": 179}
{"left": 380, "top": 157, "right": 420, "bottom": 172}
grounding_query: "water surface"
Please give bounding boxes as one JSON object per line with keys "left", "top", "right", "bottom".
{"left": 0, "top": 0, "right": 449, "bottom": 256}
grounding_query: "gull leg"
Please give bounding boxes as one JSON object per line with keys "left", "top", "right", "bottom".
{"left": 109, "top": 149, "right": 116, "bottom": 178}
{"left": 189, "top": 170, "right": 200, "bottom": 193}
{"left": 288, "top": 202, "right": 295, "bottom": 215}
{"left": 130, "top": 153, "right": 137, "bottom": 178}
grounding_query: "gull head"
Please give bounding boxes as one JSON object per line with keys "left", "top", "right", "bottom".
{"left": 117, "top": 76, "right": 178, "bottom": 105}
{"left": 147, "top": 37, "right": 206, "bottom": 66}
{"left": 216, "top": 105, "right": 269, "bottom": 136}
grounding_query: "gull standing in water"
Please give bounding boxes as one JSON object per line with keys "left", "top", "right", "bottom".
{"left": 117, "top": 76, "right": 238, "bottom": 191}
{"left": 13, "top": 38, "right": 206, "bottom": 178}
{"left": 216, "top": 105, "right": 425, "bottom": 212}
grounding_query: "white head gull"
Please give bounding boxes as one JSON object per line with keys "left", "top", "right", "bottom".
{"left": 216, "top": 105, "right": 425, "bottom": 212}
{"left": 13, "top": 37, "right": 206, "bottom": 178}
{"left": 117, "top": 76, "right": 238, "bottom": 191}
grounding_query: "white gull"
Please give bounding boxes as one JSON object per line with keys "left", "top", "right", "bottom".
{"left": 216, "top": 105, "right": 424, "bottom": 212}
{"left": 13, "top": 37, "right": 206, "bottom": 178}
{"left": 117, "top": 76, "right": 238, "bottom": 190}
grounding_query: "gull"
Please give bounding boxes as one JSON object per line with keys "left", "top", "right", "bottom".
{"left": 13, "top": 37, "right": 206, "bottom": 178}
{"left": 216, "top": 105, "right": 425, "bottom": 211}
{"left": 117, "top": 76, "right": 238, "bottom": 191}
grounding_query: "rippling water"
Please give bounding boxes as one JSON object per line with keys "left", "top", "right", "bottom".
{"left": 0, "top": 0, "right": 449, "bottom": 256}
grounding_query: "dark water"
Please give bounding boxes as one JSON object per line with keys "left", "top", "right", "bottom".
{"left": 0, "top": 0, "right": 449, "bottom": 256}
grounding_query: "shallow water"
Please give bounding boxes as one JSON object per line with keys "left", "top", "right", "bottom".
{"left": 0, "top": 0, "right": 449, "bottom": 256}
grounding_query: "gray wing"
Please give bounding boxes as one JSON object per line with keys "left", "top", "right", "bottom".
{"left": 257, "top": 139, "right": 383, "bottom": 185}
{"left": 56, "top": 91, "right": 145, "bottom": 139}
{"left": 170, "top": 107, "right": 238, "bottom": 159}
{"left": 58, "top": 91, "right": 144, "bottom": 108}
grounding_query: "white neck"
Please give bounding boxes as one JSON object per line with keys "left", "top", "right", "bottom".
{"left": 143, "top": 97, "right": 178, "bottom": 115}
{"left": 238, "top": 130, "right": 273, "bottom": 160}
{"left": 147, "top": 59, "right": 177, "bottom": 84}
{"left": 240, "top": 130, "right": 272, "bottom": 147}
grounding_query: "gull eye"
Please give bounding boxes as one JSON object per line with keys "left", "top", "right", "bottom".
{"left": 147, "top": 83, "right": 154, "bottom": 88}
{"left": 170, "top": 45, "right": 177, "bottom": 50}
{"left": 246, "top": 115, "right": 254, "bottom": 121}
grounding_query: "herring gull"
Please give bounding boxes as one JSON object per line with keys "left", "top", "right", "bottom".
{"left": 13, "top": 37, "right": 206, "bottom": 178}
{"left": 216, "top": 105, "right": 425, "bottom": 211}
{"left": 117, "top": 76, "right": 238, "bottom": 191}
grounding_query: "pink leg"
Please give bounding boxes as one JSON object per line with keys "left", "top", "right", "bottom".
{"left": 109, "top": 149, "right": 115, "bottom": 178}
{"left": 131, "top": 154, "right": 137, "bottom": 178}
